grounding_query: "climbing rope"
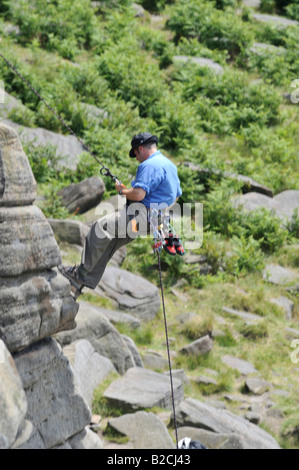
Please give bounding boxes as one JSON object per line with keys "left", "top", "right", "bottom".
{"left": 157, "top": 250, "right": 179, "bottom": 449}
{"left": 0, "top": 49, "right": 180, "bottom": 449}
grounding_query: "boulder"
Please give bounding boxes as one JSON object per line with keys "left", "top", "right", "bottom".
{"left": 143, "top": 350, "right": 169, "bottom": 370}
{"left": 182, "top": 163, "right": 273, "bottom": 197}
{"left": 174, "top": 398, "right": 280, "bottom": 449}
{"left": 164, "top": 369, "right": 190, "bottom": 386}
{"left": 57, "top": 177, "right": 105, "bottom": 214}
{"left": 263, "top": 265, "right": 297, "bottom": 286}
{"left": 0, "top": 340, "right": 32, "bottom": 449}
{"left": 0, "top": 122, "right": 36, "bottom": 206}
{"left": 55, "top": 301, "right": 140, "bottom": 374}
{"left": 121, "top": 335, "right": 144, "bottom": 368}
{"left": 63, "top": 339, "right": 116, "bottom": 408}
{"left": 0, "top": 205, "right": 61, "bottom": 276}
{"left": 274, "top": 191, "right": 299, "bottom": 221}
{"left": 0, "top": 118, "right": 85, "bottom": 171}
{"left": 222, "top": 307, "right": 261, "bottom": 323}
{"left": 252, "top": 13, "right": 299, "bottom": 27}
{"left": 244, "top": 377, "right": 272, "bottom": 395}
{"left": 249, "top": 42, "right": 286, "bottom": 57}
{"left": 103, "top": 367, "right": 184, "bottom": 412}
{"left": 270, "top": 296, "right": 294, "bottom": 320}
{"left": 98, "top": 267, "right": 161, "bottom": 321}
{"left": 232, "top": 192, "right": 283, "bottom": 216}
{"left": 108, "top": 411, "right": 176, "bottom": 449}
{"left": 101, "top": 309, "right": 141, "bottom": 330}
{"left": 173, "top": 56, "right": 224, "bottom": 75}
{"left": 132, "top": 3, "right": 146, "bottom": 17}
{"left": 14, "top": 338, "right": 91, "bottom": 449}
{"left": 48, "top": 218, "right": 90, "bottom": 246}
{"left": 285, "top": 327, "right": 299, "bottom": 339}
{"left": 0, "top": 88, "right": 26, "bottom": 120}
{"left": 80, "top": 194, "right": 127, "bottom": 224}
{"left": 222, "top": 355, "right": 257, "bottom": 375}
{"left": 71, "top": 427, "right": 104, "bottom": 449}
{"left": 0, "top": 270, "right": 79, "bottom": 353}
{"left": 242, "top": 0, "right": 261, "bottom": 7}
{"left": 233, "top": 190, "right": 299, "bottom": 223}
{"left": 180, "top": 335, "right": 213, "bottom": 356}
{"left": 178, "top": 426, "right": 243, "bottom": 449}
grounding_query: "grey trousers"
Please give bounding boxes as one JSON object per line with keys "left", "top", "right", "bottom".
{"left": 79, "top": 202, "right": 150, "bottom": 289}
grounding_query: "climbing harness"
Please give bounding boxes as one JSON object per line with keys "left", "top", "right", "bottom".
{"left": 0, "top": 50, "right": 180, "bottom": 448}
{"left": 149, "top": 208, "right": 170, "bottom": 254}
{"left": 149, "top": 208, "right": 185, "bottom": 257}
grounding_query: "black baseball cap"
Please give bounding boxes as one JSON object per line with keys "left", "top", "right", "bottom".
{"left": 129, "top": 132, "right": 158, "bottom": 158}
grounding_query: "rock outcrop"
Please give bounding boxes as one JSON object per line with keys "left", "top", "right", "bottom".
{"left": 174, "top": 398, "right": 281, "bottom": 449}
{"left": 57, "top": 176, "right": 105, "bottom": 214}
{"left": 98, "top": 267, "right": 161, "bottom": 321}
{"left": 55, "top": 301, "right": 143, "bottom": 375}
{"left": 233, "top": 191, "right": 299, "bottom": 223}
{"left": 0, "top": 340, "right": 32, "bottom": 449}
{"left": 0, "top": 122, "right": 92, "bottom": 448}
{"left": 103, "top": 367, "right": 184, "bottom": 411}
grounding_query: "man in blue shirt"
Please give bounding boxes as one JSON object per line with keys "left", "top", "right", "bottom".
{"left": 59, "top": 133, "right": 183, "bottom": 298}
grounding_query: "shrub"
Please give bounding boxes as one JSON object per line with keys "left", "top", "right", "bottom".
{"left": 240, "top": 208, "right": 289, "bottom": 254}
{"left": 239, "top": 322, "right": 268, "bottom": 340}
{"left": 167, "top": 0, "right": 253, "bottom": 58}
{"left": 204, "top": 181, "right": 244, "bottom": 237}
{"left": 137, "top": 0, "right": 176, "bottom": 12}
{"left": 35, "top": 82, "right": 88, "bottom": 135}
{"left": 150, "top": 89, "right": 198, "bottom": 151}
{"left": 200, "top": 231, "right": 227, "bottom": 275}
{"left": 40, "top": 186, "right": 70, "bottom": 219}
{"left": 214, "top": 0, "right": 238, "bottom": 8}
{"left": 227, "top": 235, "right": 265, "bottom": 275}
{"left": 249, "top": 24, "right": 299, "bottom": 81}
{"left": 172, "top": 66, "right": 281, "bottom": 134}
{"left": 61, "top": 63, "right": 110, "bottom": 106}
{"left": 96, "top": 37, "right": 167, "bottom": 117}
{"left": 177, "top": 165, "right": 205, "bottom": 205}
{"left": 7, "top": 0, "right": 96, "bottom": 59}
{"left": 176, "top": 37, "right": 228, "bottom": 65}
{"left": 136, "top": 26, "right": 175, "bottom": 68}
{"left": 261, "top": 0, "right": 299, "bottom": 20}
{"left": 286, "top": 2, "right": 299, "bottom": 20}
{"left": 180, "top": 315, "right": 214, "bottom": 340}
{"left": 8, "top": 104, "right": 36, "bottom": 127}
{"left": 25, "top": 143, "right": 61, "bottom": 183}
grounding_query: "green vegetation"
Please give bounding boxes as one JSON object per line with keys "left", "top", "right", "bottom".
{"left": 1, "top": 0, "right": 298, "bottom": 449}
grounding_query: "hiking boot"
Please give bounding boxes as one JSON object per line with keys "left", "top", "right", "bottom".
{"left": 58, "top": 265, "right": 85, "bottom": 299}
{"left": 164, "top": 233, "right": 177, "bottom": 256}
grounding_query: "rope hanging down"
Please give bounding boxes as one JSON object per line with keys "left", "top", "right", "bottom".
{"left": 0, "top": 50, "right": 180, "bottom": 448}
{"left": 157, "top": 251, "right": 179, "bottom": 449}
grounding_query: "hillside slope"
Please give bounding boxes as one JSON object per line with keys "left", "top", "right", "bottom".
{"left": 0, "top": 0, "right": 298, "bottom": 449}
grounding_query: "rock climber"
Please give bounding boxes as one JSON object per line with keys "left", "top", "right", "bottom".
{"left": 59, "top": 132, "right": 184, "bottom": 298}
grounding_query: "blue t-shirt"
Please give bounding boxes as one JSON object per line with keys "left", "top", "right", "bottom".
{"left": 131, "top": 150, "right": 182, "bottom": 208}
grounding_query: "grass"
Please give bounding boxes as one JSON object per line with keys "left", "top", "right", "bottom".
{"left": 1, "top": 0, "right": 298, "bottom": 449}
{"left": 57, "top": 237, "right": 298, "bottom": 448}
{"left": 92, "top": 370, "right": 122, "bottom": 418}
